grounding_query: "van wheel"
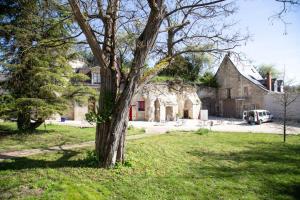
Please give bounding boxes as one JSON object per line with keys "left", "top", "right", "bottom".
{"left": 258, "top": 120, "right": 262, "bottom": 125}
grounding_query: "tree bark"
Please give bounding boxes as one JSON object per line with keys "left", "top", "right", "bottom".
{"left": 69, "top": 0, "right": 166, "bottom": 168}
{"left": 283, "top": 101, "right": 287, "bottom": 142}
{"left": 95, "top": 67, "right": 117, "bottom": 166}
{"left": 100, "top": 3, "right": 166, "bottom": 168}
{"left": 116, "top": 115, "right": 128, "bottom": 163}
{"left": 17, "top": 112, "right": 44, "bottom": 131}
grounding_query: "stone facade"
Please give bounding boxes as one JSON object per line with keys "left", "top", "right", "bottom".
{"left": 68, "top": 56, "right": 288, "bottom": 121}
{"left": 68, "top": 82, "right": 201, "bottom": 122}
{"left": 264, "top": 93, "right": 300, "bottom": 120}
{"left": 197, "top": 85, "right": 217, "bottom": 116}
{"left": 129, "top": 83, "right": 201, "bottom": 122}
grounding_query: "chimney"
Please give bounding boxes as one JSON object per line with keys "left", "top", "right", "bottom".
{"left": 266, "top": 72, "right": 272, "bottom": 91}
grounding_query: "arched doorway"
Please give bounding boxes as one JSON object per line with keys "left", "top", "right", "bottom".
{"left": 154, "top": 99, "right": 160, "bottom": 122}
{"left": 165, "top": 106, "right": 173, "bottom": 121}
{"left": 184, "top": 99, "right": 193, "bottom": 119}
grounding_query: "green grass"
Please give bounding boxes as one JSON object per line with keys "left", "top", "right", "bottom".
{"left": 0, "top": 122, "right": 145, "bottom": 152}
{"left": 1, "top": 131, "right": 300, "bottom": 199}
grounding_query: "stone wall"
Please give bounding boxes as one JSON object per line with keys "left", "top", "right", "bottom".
{"left": 130, "top": 83, "right": 201, "bottom": 122}
{"left": 73, "top": 102, "right": 89, "bottom": 121}
{"left": 264, "top": 93, "right": 300, "bottom": 120}
{"left": 197, "top": 86, "right": 217, "bottom": 115}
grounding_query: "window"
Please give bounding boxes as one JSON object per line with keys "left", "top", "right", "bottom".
{"left": 92, "top": 73, "right": 101, "bottom": 84}
{"left": 259, "top": 112, "right": 263, "bottom": 117}
{"left": 226, "top": 88, "right": 231, "bottom": 99}
{"left": 138, "top": 101, "right": 145, "bottom": 111}
{"left": 244, "top": 86, "right": 249, "bottom": 96}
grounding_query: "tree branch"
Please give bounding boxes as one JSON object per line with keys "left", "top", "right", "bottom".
{"left": 68, "top": 0, "right": 108, "bottom": 68}
{"left": 165, "top": 0, "right": 226, "bottom": 17}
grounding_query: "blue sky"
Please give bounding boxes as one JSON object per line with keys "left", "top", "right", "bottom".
{"left": 233, "top": 0, "right": 300, "bottom": 83}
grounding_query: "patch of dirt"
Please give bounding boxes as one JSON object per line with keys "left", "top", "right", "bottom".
{"left": 19, "top": 185, "right": 44, "bottom": 197}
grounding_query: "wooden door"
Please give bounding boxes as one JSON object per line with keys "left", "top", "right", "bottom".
{"left": 223, "top": 99, "right": 236, "bottom": 118}
{"left": 129, "top": 106, "right": 133, "bottom": 121}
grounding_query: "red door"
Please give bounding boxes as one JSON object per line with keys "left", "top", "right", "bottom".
{"left": 129, "top": 106, "right": 133, "bottom": 121}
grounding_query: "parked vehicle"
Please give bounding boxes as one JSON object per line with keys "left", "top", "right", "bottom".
{"left": 243, "top": 110, "right": 273, "bottom": 125}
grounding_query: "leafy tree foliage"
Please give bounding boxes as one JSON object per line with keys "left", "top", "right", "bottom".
{"left": 199, "top": 72, "right": 219, "bottom": 88}
{"left": 257, "top": 64, "right": 280, "bottom": 78}
{"left": 0, "top": 0, "right": 94, "bottom": 131}
{"left": 158, "top": 54, "right": 211, "bottom": 82}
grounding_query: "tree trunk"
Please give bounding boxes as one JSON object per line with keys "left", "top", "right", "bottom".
{"left": 17, "top": 112, "right": 31, "bottom": 131}
{"left": 17, "top": 112, "right": 44, "bottom": 131}
{"left": 95, "top": 67, "right": 117, "bottom": 166}
{"left": 283, "top": 101, "right": 287, "bottom": 142}
{"left": 116, "top": 119, "right": 128, "bottom": 163}
{"left": 69, "top": 0, "right": 166, "bottom": 168}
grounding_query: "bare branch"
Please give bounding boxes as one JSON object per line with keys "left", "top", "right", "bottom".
{"left": 68, "top": 0, "right": 108, "bottom": 68}
{"left": 165, "top": 0, "right": 226, "bottom": 17}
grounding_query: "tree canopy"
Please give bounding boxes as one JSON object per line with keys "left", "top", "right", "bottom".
{"left": 158, "top": 53, "right": 212, "bottom": 82}
{"left": 0, "top": 0, "right": 95, "bottom": 131}
{"left": 257, "top": 64, "right": 281, "bottom": 79}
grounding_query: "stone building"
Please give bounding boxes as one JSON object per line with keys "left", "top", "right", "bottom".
{"left": 213, "top": 55, "right": 284, "bottom": 118}
{"left": 129, "top": 83, "right": 201, "bottom": 122}
{"left": 67, "top": 61, "right": 201, "bottom": 121}
{"left": 68, "top": 55, "right": 288, "bottom": 121}
{"left": 63, "top": 63, "right": 101, "bottom": 121}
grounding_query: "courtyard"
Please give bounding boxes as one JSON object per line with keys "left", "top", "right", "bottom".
{"left": 45, "top": 117, "right": 300, "bottom": 135}
{"left": 129, "top": 118, "right": 300, "bottom": 135}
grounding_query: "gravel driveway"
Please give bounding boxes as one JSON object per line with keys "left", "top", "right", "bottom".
{"left": 129, "top": 117, "right": 300, "bottom": 135}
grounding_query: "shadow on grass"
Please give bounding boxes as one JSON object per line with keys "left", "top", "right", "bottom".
{"left": 188, "top": 142, "right": 300, "bottom": 199}
{"left": 0, "top": 149, "right": 98, "bottom": 170}
{"left": 0, "top": 123, "right": 55, "bottom": 137}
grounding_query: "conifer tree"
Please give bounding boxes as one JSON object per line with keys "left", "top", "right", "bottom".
{"left": 0, "top": 0, "right": 94, "bottom": 131}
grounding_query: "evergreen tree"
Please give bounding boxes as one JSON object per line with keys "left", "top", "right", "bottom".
{"left": 199, "top": 72, "right": 219, "bottom": 88}
{"left": 0, "top": 0, "right": 94, "bottom": 131}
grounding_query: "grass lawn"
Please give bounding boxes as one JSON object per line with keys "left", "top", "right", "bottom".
{"left": 0, "top": 131, "right": 300, "bottom": 199}
{"left": 0, "top": 122, "right": 145, "bottom": 152}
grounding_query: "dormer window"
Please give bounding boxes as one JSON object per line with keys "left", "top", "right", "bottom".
{"left": 92, "top": 73, "right": 101, "bottom": 84}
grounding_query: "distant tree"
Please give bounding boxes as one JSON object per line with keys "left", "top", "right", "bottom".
{"left": 257, "top": 64, "right": 280, "bottom": 79}
{"left": 0, "top": 0, "right": 94, "bottom": 131}
{"left": 158, "top": 54, "right": 211, "bottom": 82}
{"left": 273, "top": 69, "right": 299, "bottom": 142}
{"left": 158, "top": 55, "right": 191, "bottom": 80}
{"left": 199, "top": 72, "right": 219, "bottom": 88}
{"left": 279, "top": 85, "right": 299, "bottom": 142}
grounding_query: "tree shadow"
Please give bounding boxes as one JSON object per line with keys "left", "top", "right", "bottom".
{"left": 0, "top": 123, "right": 56, "bottom": 139}
{"left": 0, "top": 149, "right": 98, "bottom": 170}
{"left": 187, "top": 142, "right": 300, "bottom": 199}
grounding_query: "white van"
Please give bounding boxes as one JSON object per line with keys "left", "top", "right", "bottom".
{"left": 243, "top": 110, "right": 273, "bottom": 125}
